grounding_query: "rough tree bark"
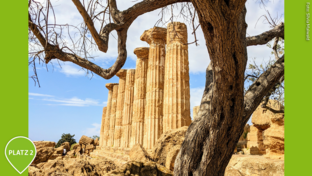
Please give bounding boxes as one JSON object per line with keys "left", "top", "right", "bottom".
{"left": 173, "top": 1, "right": 284, "bottom": 176}
{"left": 174, "top": 0, "right": 248, "bottom": 174}
{"left": 29, "top": 1, "right": 284, "bottom": 175}
{"left": 174, "top": 56, "right": 284, "bottom": 176}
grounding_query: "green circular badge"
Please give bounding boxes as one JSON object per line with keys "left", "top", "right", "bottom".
{"left": 5, "top": 136, "right": 37, "bottom": 174}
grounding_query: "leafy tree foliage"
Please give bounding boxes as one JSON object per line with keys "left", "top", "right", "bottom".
{"left": 55, "top": 133, "right": 77, "bottom": 148}
{"left": 90, "top": 135, "right": 100, "bottom": 140}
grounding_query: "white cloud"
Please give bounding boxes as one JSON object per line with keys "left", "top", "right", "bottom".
{"left": 29, "top": 92, "right": 54, "bottom": 97}
{"left": 30, "top": 91, "right": 106, "bottom": 107}
{"left": 83, "top": 123, "right": 101, "bottom": 137}
{"left": 59, "top": 63, "right": 86, "bottom": 77}
{"left": 43, "top": 97, "right": 103, "bottom": 107}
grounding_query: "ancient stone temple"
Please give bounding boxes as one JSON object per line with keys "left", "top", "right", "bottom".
{"left": 96, "top": 22, "right": 193, "bottom": 158}
{"left": 163, "top": 22, "right": 192, "bottom": 131}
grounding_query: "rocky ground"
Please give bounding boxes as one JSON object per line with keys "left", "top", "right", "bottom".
{"left": 29, "top": 156, "right": 116, "bottom": 176}
{"left": 29, "top": 153, "right": 284, "bottom": 176}
{"left": 32, "top": 141, "right": 70, "bottom": 165}
{"left": 30, "top": 119, "right": 284, "bottom": 176}
{"left": 29, "top": 153, "right": 172, "bottom": 176}
{"left": 225, "top": 155, "right": 284, "bottom": 176}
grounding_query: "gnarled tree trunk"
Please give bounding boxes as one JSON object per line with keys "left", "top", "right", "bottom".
{"left": 174, "top": 2, "right": 248, "bottom": 176}
{"left": 174, "top": 9, "right": 247, "bottom": 173}
{"left": 174, "top": 1, "right": 283, "bottom": 175}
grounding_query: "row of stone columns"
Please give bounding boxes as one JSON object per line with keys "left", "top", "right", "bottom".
{"left": 100, "top": 22, "right": 192, "bottom": 150}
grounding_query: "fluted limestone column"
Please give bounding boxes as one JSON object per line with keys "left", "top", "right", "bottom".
{"left": 163, "top": 22, "right": 192, "bottom": 132}
{"left": 100, "top": 107, "right": 107, "bottom": 147}
{"left": 130, "top": 47, "right": 149, "bottom": 147}
{"left": 114, "top": 69, "right": 127, "bottom": 148}
{"left": 141, "top": 27, "right": 167, "bottom": 149}
{"left": 121, "top": 69, "right": 136, "bottom": 148}
{"left": 109, "top": 84, "right": 119, "bottom": 147}
{"left": 103, "top": 83, "right": 118, "bottom": 147}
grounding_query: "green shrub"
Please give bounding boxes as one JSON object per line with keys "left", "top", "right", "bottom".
{"left": 89, "top": 135, "right": 100, "bottom": 140}
{"left": 70, "top": 143, "right": 78, "bottom": 150}
{"left": 55, "top": 133, "right": 77, "bottom": 148}
{"left": 243, "top": 132, "right": 248, "bottom": 139}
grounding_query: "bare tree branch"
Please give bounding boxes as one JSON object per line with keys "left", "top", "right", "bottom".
{"left": 72, "top": 0, "right": 190, "bottom": 53}
{"left": 108, "top": 0, "right": 119, "bottom": 16}
{"left": 29, "top": 12, "right": 125, "bottom": 79}
{"left": 122, "top": 0, "right": 190, "bottom": 19}
{"left": 244, "top": 74, "right": 258, "bottom": 81}
{"left": 72, "top": 0, "right": 110, "bottom": 52}
{"left": 262, "top": 105, "right": 284, "bottom": 113}
{"left": 28, "top": 13, "right": 47, "bottom": 46}
{"left": 46, "top": 46, "right": 123, "bottom": 79}
{"left": 247, "top": 22, "right": 284, "bottom": 46}
{"left": 243, "top": 55, "right": 284, "bottom": 122}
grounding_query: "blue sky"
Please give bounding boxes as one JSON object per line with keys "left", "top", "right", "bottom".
{"left": 29, "top": 0, "right": 284, "bottom": 143}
